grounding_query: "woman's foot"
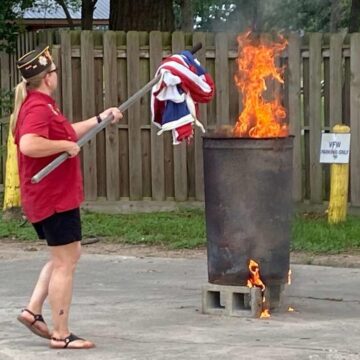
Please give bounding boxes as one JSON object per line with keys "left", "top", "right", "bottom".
{"left": 50, "top": 333, "right": 95, "bottom": 349}
{"left": 17, "top": 308, "right": 51, "bottom": 339}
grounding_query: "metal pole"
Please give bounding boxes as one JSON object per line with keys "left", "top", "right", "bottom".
{"left": 31, "top": 74, "right": 161, "bottom": 184}
{"left": 31, "top": 42, "right": 203, "bottom": 184}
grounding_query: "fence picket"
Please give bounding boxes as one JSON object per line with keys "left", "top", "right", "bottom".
{"left": 193, "top": 32, "right": 207, "bottom": 201}
{"left": 309, "top": 33, "right": 323, "bottom": 203}
{"left": 60, "top": 31, "right": 73, "bottom": 120}
{"left": 288, "top": 33, "right": 302, "bottom": 202}
{"left": 149, "top": 31, "right": 165, "bottom": 200}
{"left": 330, "top": 33, "right": 344, "bottom": 128}
{"left": 104, "top": 31, "right": 120, "bottom": 201}
{"left": 350, "top": 34, "right": 360, "bottom": 206}
{"left": 215, "top": 33, "right": 229, "bottom": 126}
{"left": 81, "top": 31, "right": 97, "bottom": 200}
{"left": 172, "top": 31, "right": 188, "bottom": 201}
{"left": 127, "top": 31, "right": 142, "bottom": 200}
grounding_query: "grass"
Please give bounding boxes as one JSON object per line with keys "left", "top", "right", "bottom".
{"left": 0, "top": 209, "right": 206, "bottom": 250}
{"left": 2, "top": 209, "right": 360, "bottom": 254}
{"left": 291, "top": 212, "right": 360, "bottom": 253}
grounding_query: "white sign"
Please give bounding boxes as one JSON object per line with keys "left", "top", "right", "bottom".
{"left": 320, "top": 133, "right": 351, "bottom": 164}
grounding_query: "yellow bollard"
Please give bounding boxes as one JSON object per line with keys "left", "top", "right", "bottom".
{"left": 327, "top": 124, "right": 350, "bottom": 224}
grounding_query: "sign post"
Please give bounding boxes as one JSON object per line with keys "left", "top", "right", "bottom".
{"left": 320, "top": 125, "right": 351, "bottom": 224}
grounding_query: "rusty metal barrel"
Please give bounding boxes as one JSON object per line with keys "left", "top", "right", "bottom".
{"left": 203, "top": 135, "right": 294, "bottom": 287}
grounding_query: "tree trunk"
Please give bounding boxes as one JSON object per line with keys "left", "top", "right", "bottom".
{"left": 179, "top": 0, "right": 193, "bottom": 31}
{"left": 110, "top": 0, "right": 175, "bottom": 31}
{"left": 330, "top": 0, "right": 341, "bottom": 32}
{"left": 349, "top": 0, "right": 360, "bottom": 33}
{"left": 82, "top": 0, "right": 97, "bottom": 30}
{"left": 55, "top": 0, "right": 75, "bottom": 29}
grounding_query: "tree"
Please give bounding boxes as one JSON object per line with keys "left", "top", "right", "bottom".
{"left": 192, "top": 0, "right": 264, "bottom": 32}
{"left": 109, "top": 0, "right": 175, "bottom": 31}
{"left": 177, "top": 0, "right": 194, "bottom": 31}
{"left": 0, "top": 0, "right": 35, "bottom": 53}
{"left": 34, "top": 0, "right": 81, "bottom": 29}
{"left": 330, "top": 0, "right": 341, "bottom": 31}
{"left": 349, "top": 0, "right": 360, "bottom": 32}
{"left": 55, "top": 0, "right": 75, "bottom": 29}
{"left": 81, "top": 0, "right": 97, "bottom": 30}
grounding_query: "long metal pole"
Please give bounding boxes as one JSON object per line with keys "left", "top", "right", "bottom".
{"left": 31, "top": 42, "right": 202, "bottom": 184}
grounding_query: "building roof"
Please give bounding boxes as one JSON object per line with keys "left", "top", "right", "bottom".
{"left": 22, "top": 0, "right": 109, "bottom": 20}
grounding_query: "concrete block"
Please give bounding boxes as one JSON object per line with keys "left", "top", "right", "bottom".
{"left": 201, "top": 283, "right": 263, "bottom": 318}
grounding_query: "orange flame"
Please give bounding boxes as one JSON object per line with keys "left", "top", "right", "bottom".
{"left": 233, "top": 32, "right": 288, "bottom": 138}
{"left": 247, "top": 259, "right": 265, "bottom": 291}
{"left": 288, "top": 269, "right": 292, "bottom": 285}
{"left": 260, "top": 308, "right": 270, "bottom": 318}
{"left": 247, "top": 259, "right": 269, "bottom": 317}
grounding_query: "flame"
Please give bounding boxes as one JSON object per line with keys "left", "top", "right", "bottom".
{"left": 247, "top": 259, "right": 269, "bottom": 317}
{"left": 288, "top": 269, "right": 292, "bottom": 285}
{"left": 233, "top": 32, "right": 288, "bottom": 138}
{"left": 288, "top": 306, "right": 294, "bottom": 312}
{"left": 260, "top": 308, "right": 270, "bottom": 318}
{"left": 247, "top": 259, "right": 265, "bottom": 291}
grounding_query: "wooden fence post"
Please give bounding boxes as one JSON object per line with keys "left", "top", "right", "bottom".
{"left": 81, "top": 31, "right": 97, "bottom": 200}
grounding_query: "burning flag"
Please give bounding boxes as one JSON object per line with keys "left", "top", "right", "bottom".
{"left": 233, "top": 32, "right": 288, "bottom": 138}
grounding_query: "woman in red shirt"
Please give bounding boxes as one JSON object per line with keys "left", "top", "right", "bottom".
{"left": 14, "top": 46, "right": 122, "bottom": 349}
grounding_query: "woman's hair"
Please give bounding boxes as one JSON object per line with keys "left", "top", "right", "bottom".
{"left": 11, "top": 69, "right": 49, "bottom": 134}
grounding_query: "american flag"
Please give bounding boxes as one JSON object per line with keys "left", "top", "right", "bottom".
{"left": 151, "top": 51, "right": 215, "bottom": 144}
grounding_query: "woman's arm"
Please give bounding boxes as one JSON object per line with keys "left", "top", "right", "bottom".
{"left": 71, "top": 107, "right": 123, "bottom": 138}
{"left": 19, "top": 134, "right": 80, "bottom": 158}
{"left": 71, "top": 116, "right": 97, "bottom": 139}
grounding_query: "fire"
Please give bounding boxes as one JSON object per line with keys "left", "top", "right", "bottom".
{"left": 260, "top": 307, "right": 270, "bottom": 318}
{"left": 233, "top": 32, "right": 288, "bottom": 138}
{"left": 247, "top": 259, "right": 265, "bottom": 291}
{"left": 247, "top": 259, "right": 269, "bottom": 317}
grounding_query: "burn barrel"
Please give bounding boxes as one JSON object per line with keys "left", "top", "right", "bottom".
{"left": 203, "top": 135, "right": 293, "bottom": 287}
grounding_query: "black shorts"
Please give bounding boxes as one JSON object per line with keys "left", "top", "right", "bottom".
{"left": 32, "top": 208, "right": 82, "bottom": 247}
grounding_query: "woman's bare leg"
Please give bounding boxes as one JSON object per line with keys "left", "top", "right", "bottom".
{"left": 28, "top": 260, "right": 53, "bottom": 312}
{"left": 18, "top": 260, "right": 53, "bottom": 336}
{"left": 48, "top": 241, "right": 94, "bottom": 348}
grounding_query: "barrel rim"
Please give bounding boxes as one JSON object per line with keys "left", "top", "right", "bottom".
{"left": 202, "top": 134, "right": 295, "bottom": 140}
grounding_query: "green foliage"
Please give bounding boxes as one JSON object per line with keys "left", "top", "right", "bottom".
{"left": 0, "top": 0, "right": 81, "bottom": 53}
{"left": 0, "top": 89, "right": 14, "bottom": 116}
{"left": 2, "top": 209, "right": 360, "bottom": 254}
{"left": 0, "top": 89, "right": 12, "bottom": 157}
{"left": 0, "top": 0, "right": 36, "bottom": 53}
{"left": 190, "top": 0, "right": 351, "bottom": 33}
{"left": 263, "top": 0, "right": 351, "bottom": 32}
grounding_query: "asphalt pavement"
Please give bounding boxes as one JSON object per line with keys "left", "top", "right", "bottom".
{"left": 1, "top": 249, "right": 360, "bottom": 360}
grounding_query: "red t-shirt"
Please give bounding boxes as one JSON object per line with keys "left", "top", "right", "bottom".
{"left": 14, "top": 90, "right": 84, "bottom": 223}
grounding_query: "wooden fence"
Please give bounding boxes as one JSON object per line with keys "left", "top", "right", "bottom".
{"left": 1, "top": 31, "right": 360, "bottom": 206}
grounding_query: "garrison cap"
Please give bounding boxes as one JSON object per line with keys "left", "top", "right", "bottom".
{"left": 17, "top": 46, "right": 53, "bottom": 80}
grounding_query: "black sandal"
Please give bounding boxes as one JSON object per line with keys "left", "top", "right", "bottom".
{"left": 51, "top": 333, "right": 95, "bottom": 349}
{"left": 17, "top": 308, "right": 51, "bottom": 339}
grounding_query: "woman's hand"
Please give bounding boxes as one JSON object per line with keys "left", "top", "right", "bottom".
{"left": 65, "top": 141, "right": 80, "bottom": 157}
{"left": 99, "top": 107, "right": 123, "bottom": 124}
